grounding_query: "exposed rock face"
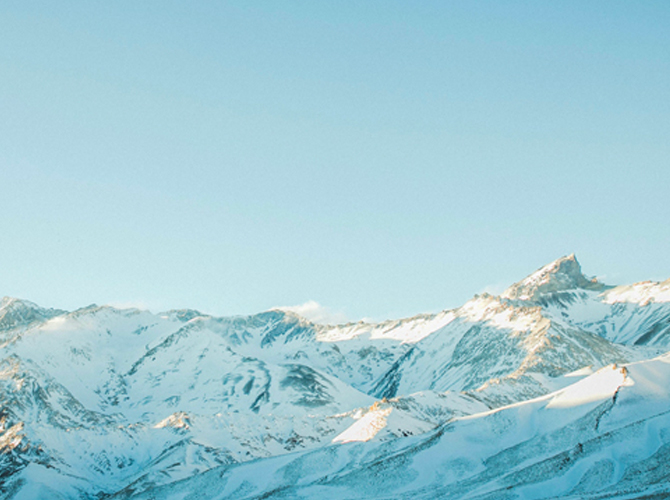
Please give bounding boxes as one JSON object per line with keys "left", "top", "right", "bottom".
{"left": 502, "top": 254, "right": 609, "bottom": 301}
{"left": 0, "top": 297, "right": 64, "bottom": 336}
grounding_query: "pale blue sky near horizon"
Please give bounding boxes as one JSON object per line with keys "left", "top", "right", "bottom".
{"left": 1, "top": 2, "right": 669, "bottom": 322}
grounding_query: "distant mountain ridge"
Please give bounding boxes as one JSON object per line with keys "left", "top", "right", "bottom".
{"left": 2, "top": 255, "right": 670, "bottom": 499}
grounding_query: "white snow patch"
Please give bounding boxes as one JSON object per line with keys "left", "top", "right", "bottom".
{"left": 564, "top": 366, "right": 594, "bottom": 378}
{"left": 604, "top": 281, "right": 670, "bottom": 305}
{"left": 547, "top": 364, "right": 629, "bottom": 409}
{"left": 461, "top": 295, "right": 538, "bottom": 332}
{"left": 332, "top": 406, "right": 393, "bottom": 443}
{"left": 317, "top": 310, "right": 457, "bottom": 343}
{"left": 154, "top": 413, "right": 190, "bottom": 430}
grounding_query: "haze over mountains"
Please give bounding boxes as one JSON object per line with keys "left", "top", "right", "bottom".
{"left": 2, "top": 255, "right": 670, "bottom": 499}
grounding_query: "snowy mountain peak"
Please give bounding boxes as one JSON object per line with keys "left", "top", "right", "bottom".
{"left": 160, "top": 309, "right": 209, "bottom": 322}
{"left": 1, "top": 296, "right": 39, "bottom": 310}
{"left": 0, "top": 297, "right": 64, "bottom": 333}
{"left": 501, "top": 254, "right": 608, "bottom": 301}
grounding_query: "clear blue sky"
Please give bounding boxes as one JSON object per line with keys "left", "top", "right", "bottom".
{"left": 1, "top": 2, "right": 669, "bottom": 321}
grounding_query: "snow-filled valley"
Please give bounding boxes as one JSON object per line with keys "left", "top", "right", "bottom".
{"left": 2, "top": 255, "right": 670, "bottom": 499}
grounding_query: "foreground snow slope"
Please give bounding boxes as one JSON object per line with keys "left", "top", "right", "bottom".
{"left": 1, "top": 255, "right": 670, "bottom": 498}
{"left": 117, "top": 353, "right": 670, "bottom": 500}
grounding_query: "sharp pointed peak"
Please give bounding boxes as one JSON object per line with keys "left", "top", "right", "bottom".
{"left": 501, "top": 254, "right": 608, "bottom": 301}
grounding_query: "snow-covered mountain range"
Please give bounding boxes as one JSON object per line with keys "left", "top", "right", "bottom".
{"left": 2, "top": 255, "right": 670, "bottom": 499}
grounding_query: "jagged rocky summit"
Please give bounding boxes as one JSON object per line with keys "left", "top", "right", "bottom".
{"left": 501, "top": 253, "right": 610, "bottom": 300}
{"left": 2, "top": 255, "right": 670, "bottom": 499}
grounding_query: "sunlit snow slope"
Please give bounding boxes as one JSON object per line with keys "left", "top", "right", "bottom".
{"left": 126, "top": 354, "right": 670, "bottom": 500}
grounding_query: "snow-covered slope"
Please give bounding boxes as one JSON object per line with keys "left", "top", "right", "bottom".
{"left": 117, "top": 353, "right": 670, "bottom": 500}
{"left": 368, "top": 257, "right": 661, "bottom": 406}
{"left": 1, "top": 255, "right": 670, "bottom": 499}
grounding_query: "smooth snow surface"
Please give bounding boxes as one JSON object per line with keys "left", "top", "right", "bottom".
{"left": 547, "top": 364, "right": 629, "bottom": 409}
{"left": 332, "top": 405, "right": 393, "bottom": 443}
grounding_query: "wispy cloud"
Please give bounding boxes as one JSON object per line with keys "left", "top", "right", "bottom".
{"left": 275, "top": 300, "right": 349, "bottom": 325}
{"left": 477, "top": 283, "right": 507, "bottom": 296}
{"left": 107, "top": 300, "right": 163, "bottom": 312}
